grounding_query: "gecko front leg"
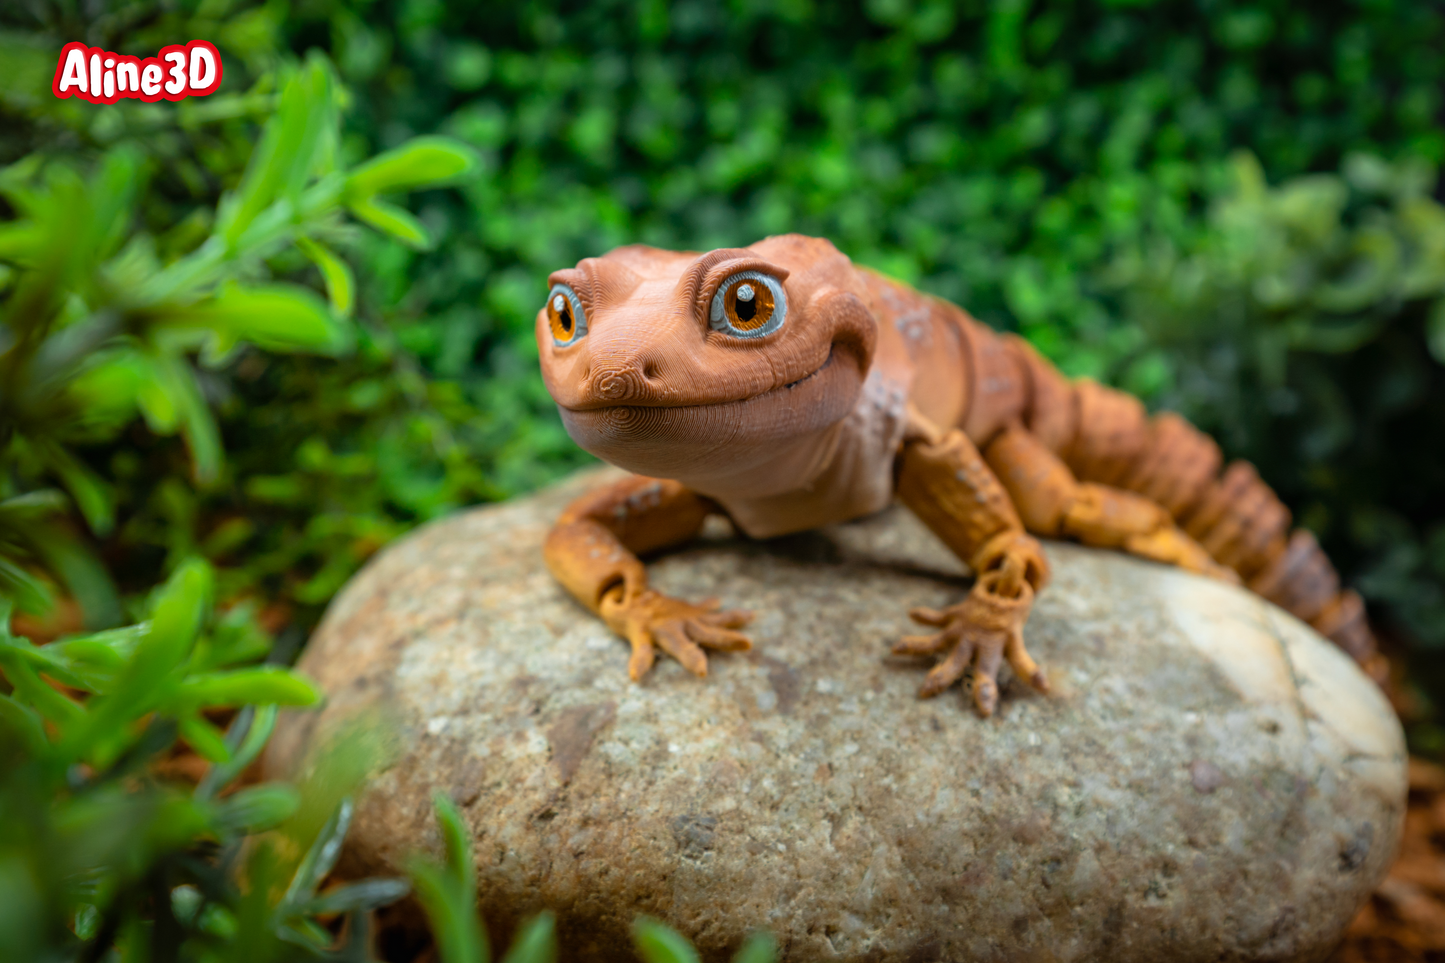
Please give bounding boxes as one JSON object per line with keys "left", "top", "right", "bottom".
{"left": 893, "top": 410, "right": 1053, "bottom": 716}
{"left": 544, "top": 476, "right": 753, "bottom": 680}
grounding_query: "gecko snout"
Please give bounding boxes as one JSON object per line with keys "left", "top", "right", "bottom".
{"left": 595, "top": 366, "right": 645, "bottom": 401}
{"left": 582, "top": 359, "right": 665, "bottom": 405}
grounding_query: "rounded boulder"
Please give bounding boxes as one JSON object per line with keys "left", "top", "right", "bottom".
{"left": 265, "top": 469, "right": 1406, "bottom": 962}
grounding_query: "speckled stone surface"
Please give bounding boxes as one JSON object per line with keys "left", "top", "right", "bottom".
{"left": 265, "top": 468, "right": 1407, "bottom": 963}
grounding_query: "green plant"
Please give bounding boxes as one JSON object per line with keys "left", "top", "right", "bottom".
{"left": 0, "top": 557, "right": 413, "bottom": 961}
{"left": 0, "top": 52, "right": 475, "bottom": 622}
{"left": 408, "top": 793, "right": 553, "bottom": 963}
{"left": 408, "top": 792, "right": 776, "bottom": 963}
{"left": 632, "top": 917, "right": 777, "bottom": 963}
{"left": 0, "top": 40, "right": 487, "bottom": 963}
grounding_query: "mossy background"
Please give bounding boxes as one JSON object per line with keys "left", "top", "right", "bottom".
{"left": 0, "top": 2, "right": 1444, "bottom": 957}
{"left": 10, "top": 0, "right": 1442, "bottom": 687}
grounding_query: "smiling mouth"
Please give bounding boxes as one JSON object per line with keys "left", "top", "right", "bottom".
{"left": 783, "top": 346, "right": 834, "bottom": 390}
{"left": 562, "top": 345, "right": 839, "bottom": 414}
{"left": 556, "top": 341, "right": 861, "bottom": 478}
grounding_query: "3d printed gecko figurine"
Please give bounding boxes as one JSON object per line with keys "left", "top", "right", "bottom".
{"left": 537, "top": 235, "right": 1380, "bottom": 716}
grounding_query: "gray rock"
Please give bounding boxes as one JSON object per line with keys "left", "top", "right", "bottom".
{"left": 265, "top": 468, "right": 1407, "bottom": 963}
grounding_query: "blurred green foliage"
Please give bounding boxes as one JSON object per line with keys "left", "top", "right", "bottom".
{"left": 1, "top": 29, "right": 476, "bottom": 624}
{"left": 5, "top": 0, "right": 1443, "bottom": 649}
{"left": 0, "top": 558, "right": 407, "bottom": 961}
{"left": 0, "top": 0, "right": 1439, "bottom": 667}
{"left": 0, "top": 0, "right": 1443, "bottom": 953}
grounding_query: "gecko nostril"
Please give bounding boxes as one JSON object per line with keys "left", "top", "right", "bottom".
{"left": 597, "top": 373, "right": 630, "bottom": 401}
{"left": 591, "top": 364, "right": 649, "bottom": 402}
{"left": 642, "top": 361, "right": 659, "bottom": 382}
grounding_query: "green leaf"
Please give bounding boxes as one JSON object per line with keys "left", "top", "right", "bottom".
{"left": 287, "top": 798, "right": 354, "bottom": 905}
{"left": 89, "top": 146, "right": 145, "bottom": 262}
{"left": 0, "top": 554, "right": 54, "bottom": 616}
{"left": 214, "top": 784, "right": 301, "bottom": 835}
{"left": 26, "top": 526, "right": 121, "bottom": 630}
{"left": 44, "top": 625, "right": 146, "bottom": 686}
{"left": 275, "top": 56, "right": 338, "bottom": 202}
{"left": 347, "top": 196, "right": 432, "bottom": 249}
{"left": 218, "top": 57, "right": 335, "bottom": 245}
{"left": 197, "top": 704, "right": 278, "bottom": 799}
{"left": 409, "top": 862, "right": 487, "bottom": 963}
{"left": 409, "top": 793, "right": 487, "bottom": 963}
{"left": 0, "top": 221, "right": 43, "bottom": 266}
{"left": 149, "top": 351, "right": 224, "bottom": 484}
{"left": 0, "top": 490, "right": 67, "bottom": 521}
{"left": 0, "top": 649, "right": 82, "bottom": 726}
{"left": 58, "top": 560, "right": 210, "bottom": 764}
{"left": 180, "top": 713, "right": 231, "bottom": 763}
{"left": 731, "top": 931, "right": 778, "bottom": 963}
{"left": 500, "top": 912, "right": 557, "bottom": 963}
{"left": 144, "top": 559, "right": 213, "bottom": 676}
{"left": 435, "top": 792, "right": 475, "bottom": 892}
{"left": 304, "top": 878, "right": 411, "bottom": 915}
{"left": 153, "top": 283, "right": 352, "bottom": 356}
{"left": 123, "top": 355, "right": 182, "bottom": 435}
{"left": 1428, "top": 298, "right": 1445, "bottom": 365}
{"left": 631, "top": 918, "right": 700, "bottom": 963}
{"left": 0, "top": 633, "right": 90, "bottom": 690}
{"left": 30, "top": 438, "right": 115, "bottom": 537}
{"left": 177, "top": 666, "right": 321, "bottom": 708}
{"left": 295, "top": 236, "right": 355, "bottom": 316}
{"left": 345, "top": 137, "right": 476, "bottom": 196}
{"left": 277, "top": 917, "right": 337, "bottom": 952}
{"left": 64, "top": 350, "right": 149, "bottom": 433}
{"left": 0, "top": 691, "right": 49, "bottom": 755}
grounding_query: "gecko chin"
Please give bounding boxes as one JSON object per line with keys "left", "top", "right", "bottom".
{"left": 558, "top": 346, "right": 864, "bottom": 483}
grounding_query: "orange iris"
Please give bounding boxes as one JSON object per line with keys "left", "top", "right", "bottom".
{"left": 547, "top": 292, "right": 576, "bottom": 342}
{"left": 723, "top": 279, "right": 775, "bottom": 332}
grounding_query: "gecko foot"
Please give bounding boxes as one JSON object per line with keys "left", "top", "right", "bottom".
{"left": 599, "top": 587, "right": 753, "bottom": 681}
{"left": 1123, "top": 527, "right": 1240, "bottom": 584}
{"left": 892, "top": 570, "right": 1047, "bottom": 717}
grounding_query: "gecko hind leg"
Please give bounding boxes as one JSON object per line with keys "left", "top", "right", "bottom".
{"left": 984, "top": 425, "right": 1237, "bottom": 582}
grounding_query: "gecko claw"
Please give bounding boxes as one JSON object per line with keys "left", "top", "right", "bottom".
{"left": 627, "top": 639, "right": 656, "bottom": 681}
{"left": 893, "top": 570, "right": 1045, "bottom": 717}
{"left": 603, "top": 588, "right": 753, "bottom": 681}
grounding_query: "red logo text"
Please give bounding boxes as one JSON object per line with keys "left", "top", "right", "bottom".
{"left": 53, "top": 40, "right": 223, "bottom": 103}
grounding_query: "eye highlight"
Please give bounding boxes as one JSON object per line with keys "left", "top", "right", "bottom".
{"left": 709, "top": 271, "right": 786, "bottom": 339}
{"left": 546, "top": 284, "right": 588, "bottom": 345}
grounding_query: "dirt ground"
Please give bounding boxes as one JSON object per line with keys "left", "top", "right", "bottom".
{"left": 1331, "top": 756, "right": 1445, "bottom": 962}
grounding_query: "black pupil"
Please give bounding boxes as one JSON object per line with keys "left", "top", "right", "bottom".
{"left": 558, "top": 304, "right": 572, "bottom": 331}
{"left": 734, "top": 288, "right": 756, "bottom": 322}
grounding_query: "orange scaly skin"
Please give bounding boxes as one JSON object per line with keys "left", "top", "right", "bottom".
{"left": 537, "top": 235, "right": 1382, "bottom": 717}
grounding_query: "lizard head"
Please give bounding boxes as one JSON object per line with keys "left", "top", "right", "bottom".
{"left": 537, "top": 234, "right": 878, "bottom": 494}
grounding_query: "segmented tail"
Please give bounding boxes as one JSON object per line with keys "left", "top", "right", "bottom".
{"left": 953, "top": 317, "right": 1380, "bottom": 671}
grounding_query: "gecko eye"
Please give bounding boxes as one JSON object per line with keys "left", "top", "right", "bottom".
{"left": 546, "top": 283, "right": 588, "bottom": 346}
{"left": 709, "top": 271, "right": 787, "bottom": 339}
